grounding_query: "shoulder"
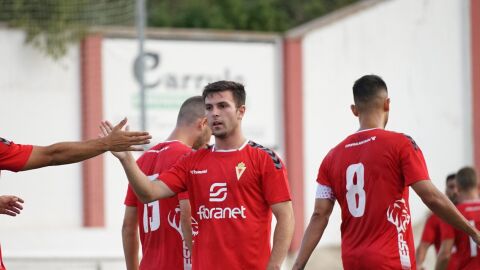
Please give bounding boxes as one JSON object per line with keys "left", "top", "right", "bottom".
{"left": 247, "top": 141, "right": 283, "bottom": 169}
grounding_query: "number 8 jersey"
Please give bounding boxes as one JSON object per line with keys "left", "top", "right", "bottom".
{"left": 316, "top": 128, "right": 430, "bottom": 270}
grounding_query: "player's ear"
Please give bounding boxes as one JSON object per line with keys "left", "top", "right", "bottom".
{"left": 237, "top": 105, "right": 246, "bottom": 120}
{"left": 384, "top": 98, "right": 390, "bottom": 112}
{"left": 351, "top": 104, "right": 359, "bottom": 117}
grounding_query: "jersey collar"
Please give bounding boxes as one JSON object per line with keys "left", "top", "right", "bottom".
{"left": 212, "top": 140, "right": 249, "bottom": 152}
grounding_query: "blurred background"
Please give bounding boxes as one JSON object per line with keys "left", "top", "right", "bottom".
{"left": 0, "top": 0, "right": 479, "bottom": 269}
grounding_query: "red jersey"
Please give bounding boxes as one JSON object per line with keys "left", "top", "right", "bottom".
{"left": 0, "top": 138, "right": 33, "bottom": 270}
{"left": 159, "top": 140, "right": 291, "bottom": 270}
{"left": 440, "top": 200, "right": 480, "bottom": 270}
{"left": 317, "top": 129, "right": 430, "bottom": 270}
{"left": 0, "top": 137, "right": 33, "bottom": 172}
{"left": 421, "top": 214, "right": 458, "bottom": 270}
{"left": 124, "top": 141, "right": 193, "bottom": 270}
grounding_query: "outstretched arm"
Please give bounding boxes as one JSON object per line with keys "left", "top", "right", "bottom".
{"left": 22, "top": 118, "right": 151, "bottom": 171}
{"left": 412, "top": 180, "right": 480, "bottom": 244}
{"left": 267, "top": 201, "right": 294, "bottom": 270}
{"left": 292, "top": 198, "right": 334, "bottom": 270}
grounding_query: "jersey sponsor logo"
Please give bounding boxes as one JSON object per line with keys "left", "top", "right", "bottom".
{"left": 168, "top": 205, "right": 199, "bottom": 269}
{"left": 345, "top": 136, "right": 376, "bottom": 148}
{"left": 387, "top": 199, "right": 411, "bottom": 269}
{"left": 235, "top": 162, "right": 246, "bottom": 180}
{"left": 190, "top": 169, "right": 208, "bottom": 175}
{"left": 209, "top": 183, "right": 227, "bottom": 202}
{"left": 0, "top": 137, "right": 11, "bottom": 146}
{"left": 197, "top": 205, "right": 247, "bottom": 220}
{"left": 198, "top": 183, "right": 247, "bottom": 220}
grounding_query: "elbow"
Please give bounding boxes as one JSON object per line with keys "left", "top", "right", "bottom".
{"left": 138, "top": 194, "right": 157, "bottom": 204}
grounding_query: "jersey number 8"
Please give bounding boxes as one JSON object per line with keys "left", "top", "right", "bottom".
{"left": 346, "top": 163, "right": 366, "bottom": 217}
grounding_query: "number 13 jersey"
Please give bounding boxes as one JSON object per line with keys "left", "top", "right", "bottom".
{"left": 316, "top": 128, "right": 430, "bottom": 270}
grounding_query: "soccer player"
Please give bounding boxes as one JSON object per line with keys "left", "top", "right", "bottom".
{"left": 0, "top": 118, "right": 151, "bottom": 270}
{"left": 436, "top": 167, "right": 480, "bottom": 270}
{"left": 107, "top": 81, "right": 294, "bottom": 270}
{"left": 118, "top": 96, "right": 211, "bottom": 270}
{"left": 292, "top": 75, "right": 480, "bottom": 270}
{"left": 416, "top": 174, "right": 458, "bottom": 270}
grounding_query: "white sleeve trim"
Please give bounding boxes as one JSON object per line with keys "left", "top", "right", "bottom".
{"left": 316, "top": 184, "right": 335, "bottom": 201}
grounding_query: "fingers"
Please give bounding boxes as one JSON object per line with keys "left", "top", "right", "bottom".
{"left": 112, "top": 117, "right": 127, "bottom": 131}
{"left": 99, "top": 122, "right": 109, "bottom": 137}
{"left": 105, "top": 121, "right": 115, "bottom": 131}
{"left": 128, "top": 135, "right": 151, "bottom": 145}
{"left": 0, "top": 209, "right": 18, "bottom": 216}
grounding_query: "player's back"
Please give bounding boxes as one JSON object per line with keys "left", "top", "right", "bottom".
{"left": 319, "top": 128, "right": 429, "bottom": 269}
{"left": 451, "top": 201, "right": 480, "bottom": 270}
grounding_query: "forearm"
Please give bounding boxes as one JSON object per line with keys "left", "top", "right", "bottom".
{"left": 122, "top": 228, "right": 140, "bottom": 270}
{"left": 293, "top": 213, "right": 329, "bottom": 269}
{"left": 268, "top": 215, "right": 294, "bottom": 269}
{"left": 49, "top": 139, "right": 108, "bottom": 165}
{"left": 119, "top": 154, "right": 159, "bottom": 203}
{"left": 415, "top": 243, "right": 429, "bottom": 269}
{"left": 180, "top": 199, "right": 193, "bottom": 251}
{"left": 434, "top": 254, "right": 450, "bottom": 270}
{"left": 181, "top": 214, "right": 193, "bottom": 251}
{"left": 23, "top": 139, "right": 108, "bottom": 170}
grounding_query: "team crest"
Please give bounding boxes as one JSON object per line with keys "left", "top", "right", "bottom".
{"left": 235, "top": 162, "right": 246, "bottom": 180}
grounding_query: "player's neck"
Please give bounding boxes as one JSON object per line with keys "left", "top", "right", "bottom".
{"left": 358, "top": 113, "right": 386, "bottom": 131}
{"left": 458, "top": 190, "right": 479, "bottom": 203}
{"left": 213, "top": 128, "right": 246, "bottom": 150}
{"left": 166, "top": 128, "right": 193, "bottom": 148}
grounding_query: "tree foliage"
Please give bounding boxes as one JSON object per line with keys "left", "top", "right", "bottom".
{"left": 0, "top": 0, "right": 359, "bottom": 59}
{"left": 147, "top": 0, "right": 360, "bottom": 32}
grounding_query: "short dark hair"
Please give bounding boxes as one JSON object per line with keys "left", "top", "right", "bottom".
{"left": 202, "top": 80, "right": 246, "bottom": 108}
{"left": 446, "top": 173, "right": 456, "bottom": 184}
{"left": 176, "top": 96, "right": 206, "bottom": 126}
{"left": 353, "top": 75, "right": 388, "bottom": 109}
{"left": 456, "top": 166, "right": 477, "bottom": 191}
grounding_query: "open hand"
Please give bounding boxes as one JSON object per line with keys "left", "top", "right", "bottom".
{"left": 0, "top": 195, "right": 24, "bottom": 216}
{"left": 100, "top": 118, "right": 151, "bottom": 152}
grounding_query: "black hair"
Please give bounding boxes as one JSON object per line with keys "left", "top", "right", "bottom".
{"left": 202, "top": 80, "right": 246, "bottom": 108}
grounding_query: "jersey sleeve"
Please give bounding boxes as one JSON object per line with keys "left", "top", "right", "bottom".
{"left": 439, "top": 219, "right": 455, "bottom": 240}
{"left": 178, "top": 191, "right": 189, "bottom": 200}
{"left": 260, "top": 151, "right": 291, "bottom": 205}
{"left": 124, "top": 184, "right": 138, "bottom": 207}
{"left": 399, "top": 135, "right": 430, "bottom": 186}
{"left": 0, "top": 139, "right": 33, "bottom": 172}
{"left": 316, "top": 151, "right": 333, "bottom": 187}
{"left": 158, "top": 154, "right": 190, "bottom": 194}
{"left": 420, "top": 215, "right": 436, "bottom": 244}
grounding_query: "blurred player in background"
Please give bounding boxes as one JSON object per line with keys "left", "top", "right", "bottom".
{"left": 118, "top": 96, "right": 211, "bottom": 270}
{"left": 105, "top": 81, "right": 294, "bottom": 270}
{"left": 0, "top": 118, "right": 151, "bottom": 270}
{"left": 293, "top": 74, "right": 480, "bottom": 270}
{"left": 436, "top": 167, "right": 480, "bottom": 270}
{"left": 416, "top": 173, "right": 458, "bottom": 270}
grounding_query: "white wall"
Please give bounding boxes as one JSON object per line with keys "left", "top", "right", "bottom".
{"left": 302, "top": 0, "right": 472, "bottom": 246}
{"left": 0, "top": 29, "right": 82, "bottom": 228}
